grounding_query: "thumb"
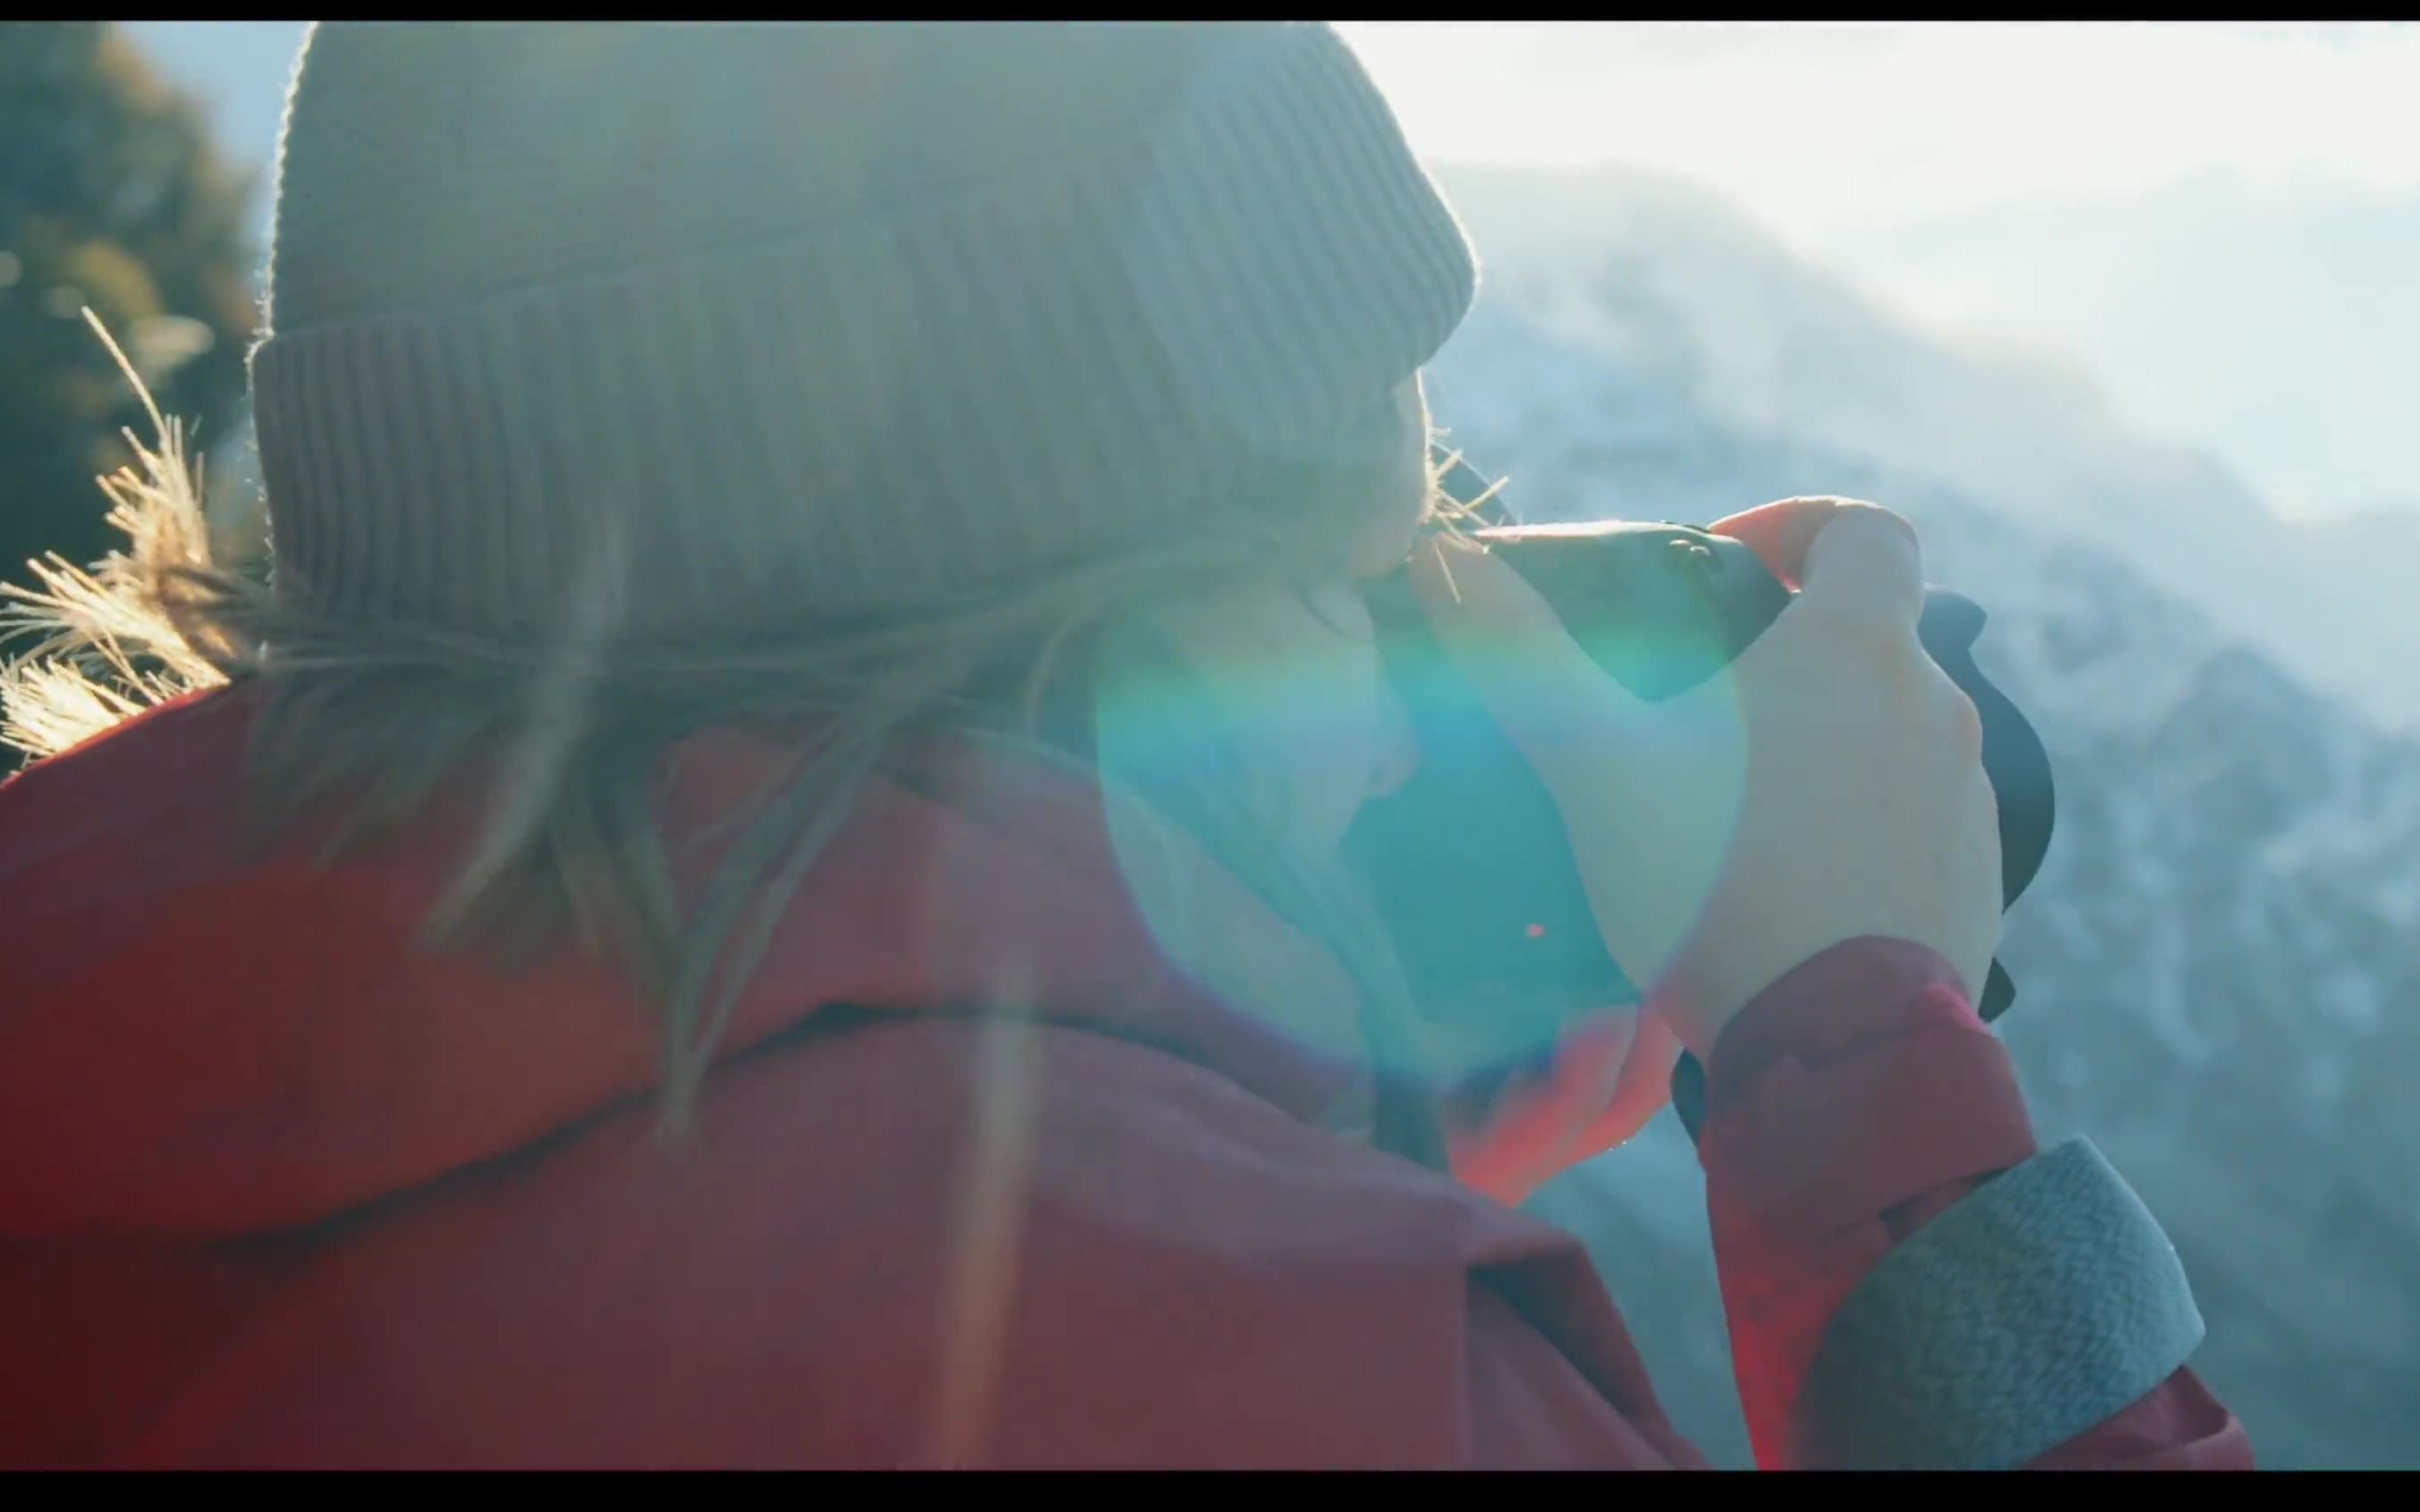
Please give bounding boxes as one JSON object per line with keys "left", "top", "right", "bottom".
{"left": 1796, "top": 501, "right": 1926, "bottom": 632}
{"left": 1707, "top": 495, "right": 1861, "bottom": 589}
{"left": 1715, "top": 497, "right": 1925, "bottom": 630}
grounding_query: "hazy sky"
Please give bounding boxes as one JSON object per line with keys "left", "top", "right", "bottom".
{"left": 1337, "top": 21, "right": 2420, "bottom": 521}
{"left": 127, "top": 21, "right": 2420, "bottom": 520}
{"left": 1339, "top": 23, "right": 2420, "bottom": 225}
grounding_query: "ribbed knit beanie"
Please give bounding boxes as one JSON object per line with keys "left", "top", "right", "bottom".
{"left": 250, "top": 21, "right": 1478, "bottom": 641}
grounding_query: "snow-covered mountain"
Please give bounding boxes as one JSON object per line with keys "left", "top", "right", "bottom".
{"left": 1434, "top": 163, "right": 2420, "bottom": 738}
{"left": 1444, "top": 164, "right": 2420, "bottom": 1469}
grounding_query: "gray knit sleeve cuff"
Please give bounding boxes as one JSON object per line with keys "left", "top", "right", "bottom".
{"left": 1801, "top": 1137, "right": 2206, "bottom": 1470}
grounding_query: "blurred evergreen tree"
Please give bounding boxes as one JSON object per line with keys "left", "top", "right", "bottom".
{"left": 0, "top": 21, "right": 258, "bottom": 595}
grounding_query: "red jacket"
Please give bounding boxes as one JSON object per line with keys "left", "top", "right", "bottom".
{"left": 0, "top": 687, "right": 2249, "bottom": 1468}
